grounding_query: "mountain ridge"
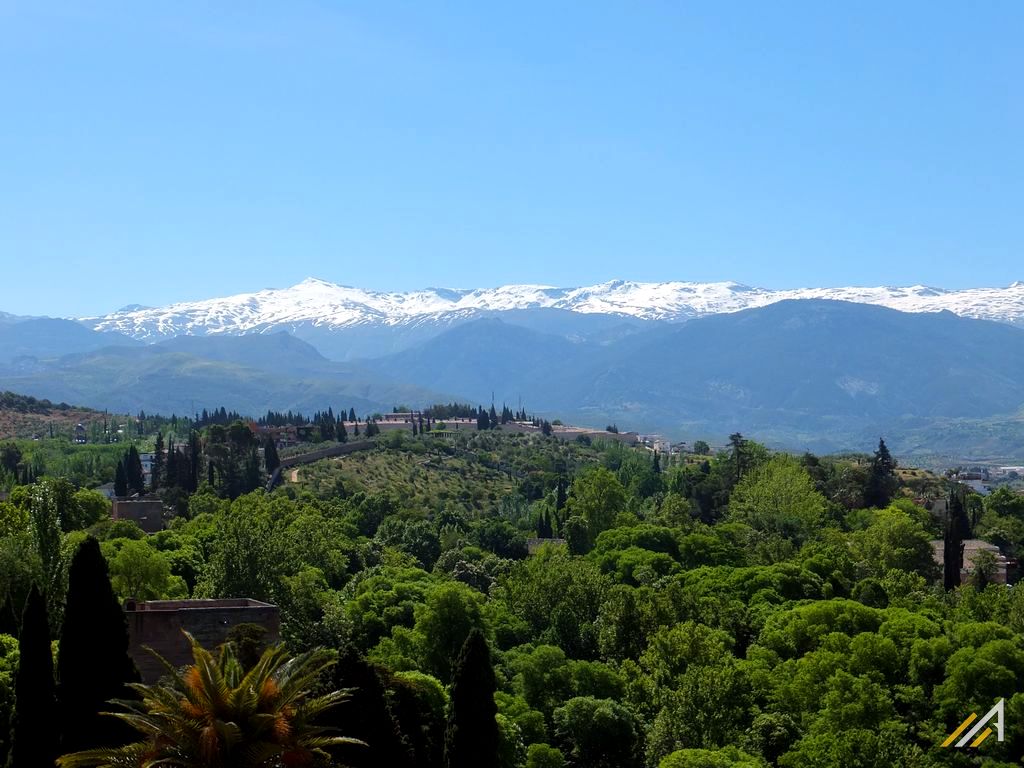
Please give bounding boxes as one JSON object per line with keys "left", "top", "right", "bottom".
{"left": 76, "top": 277, "right": 1024, "bottom": 344}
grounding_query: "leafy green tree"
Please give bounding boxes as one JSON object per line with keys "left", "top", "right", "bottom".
{"left": 553, "top": 696, "right": 640, "bottom": 768}
{"left": 29, "top": 479, "right": 66, "bottom": 615}
{"left": 198, "top": 493, "right": 286, "bottom": 602}
{"left": 526, "top": 743, "right": 566, "bottom": 768}
{"left": 445, "top": 629, "right": 499, "bottom": 768}
{"left": 565, "top": 467, "right": 627, "bottom": 548}
{"left": 496, "top": 548, "right": 609, "bottom": 659}
{"left": 851, "top": 507, "right": 939, "bottom": 581}
{"left": 105, "top": 539, "right": 186, "bottom": 600}
{"left": 659, "top": 747, "right": 765, "bottom": 768}
{"left": 415, "top": 582, "right": 486, "bottom": 683}
{"left": 6, "top": 585, "right": 58, "bottom": 768}
{"left": 69, "top": 488, "right": 110, "bottom": 531}
{"left": 691, "top": 440, "right": 710, "bottom": 456}
{"left": 728, "top": 456, "right": 826, "bottom": 546}
{"left": 57, "top": 634, "right": 361, "bottom": 767}
{"left": 0, "top": 501, "right": 26, "bottom": 538}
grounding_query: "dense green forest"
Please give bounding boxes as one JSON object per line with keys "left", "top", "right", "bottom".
{"left": 2, "top": 423, "right": 1024, "bottom": 767}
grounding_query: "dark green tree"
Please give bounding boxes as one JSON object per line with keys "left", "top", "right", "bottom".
{"left": 124, "top": 446, "right": 145, "bottom": 496}
{"left": 57, "top": 538, "right": 139, "bottom": 754}
{"left": 164, "top": 441, "right": 178, "bottom": 489}
{"left": 150, "top": 432, "right": 164, "bottom": 492}
{"left": 338, "top": 419, "right": 348, "bottom": 442}
{"left": 0, "top": 443, "right": 21, "bottom": 476}
{"left": 329, "top": 649, "right": 414, "bottom": 768}
{"left": 728, "top": 432, "right": 747, "bottom": 484}
{"left": 263, "top": 437, "right": 280, "bottom": 475}
{"left": 349, "top": 407, "right": 357, "bottom": 422}
{"left": 444, "top": 629, "right": 499, "bottom": 768}
{"left": 7, "top": 584, "right": 58, "bottom": 768}
{"left": 113, "top": 461, "right": 127, "bottom": 498}
{"left": 864, "top": 438, "right": 898, "bottom": 508}
{"left": 943, "top": 485, "right": 971, "bottom": 591}
{"left": 187, "top": 430, "right": 201, "bottom": 493}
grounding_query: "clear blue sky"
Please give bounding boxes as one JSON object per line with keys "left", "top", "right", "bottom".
{"left": 1, "top": 1, "right": 1021, "bottom": 316}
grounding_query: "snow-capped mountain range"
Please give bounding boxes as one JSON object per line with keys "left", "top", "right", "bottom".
{"left": 82, "top": 278, "right": 1024, "bottom": 340}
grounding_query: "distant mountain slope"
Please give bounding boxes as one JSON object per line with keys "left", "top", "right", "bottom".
{"left": 0, "top": 390, "right": 107, "bottom": 440}
{"left": 0, "top": 318, "right": 138, "bottom": 363}
{"left": 80, "top": 278, "right": 1024, "bottom": 353}
{"left": 0, "top": 335, "right": 449, "bottom": 417}
{"left": 579, "top": 300, "right": 1024, "bottom": 442}
{"left": 366, "top": 300, "right": 1024, "bottom": 454}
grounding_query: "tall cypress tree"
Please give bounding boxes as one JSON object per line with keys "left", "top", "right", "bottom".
{"left": 444, "top": 629, "right": 498, "bottom": 768}
{"left": 164, "top": 441, "right": 178, "bottom": 489}
{"left": 7, "top": 584, "right": 58, "bottom": 768}
{"left": 113, "top": 460, "right": 128, "bottom": 498}
{"left": 151, "top": 432, "right": 164, "bottom": 492}
{"left": 944, "top": 486, "right": 970, "bottom": 591}
{"left": 187, "top": 430, "right": 201, "bottom": 493}
{"left": 264, "top": 436, "right": 280, "bottom": 475}
{"left": 124, "top": 446, "right": 145, "bottom": 495}
{"left": 57, "top": 538, "right": 139, "bottom": 754}
{"left": 330, "top": 649, "right": 414, "bottom": 768}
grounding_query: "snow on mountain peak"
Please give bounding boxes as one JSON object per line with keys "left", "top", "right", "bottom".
{"left": 81, "top": 278, "right": 1024, "bottom": 340}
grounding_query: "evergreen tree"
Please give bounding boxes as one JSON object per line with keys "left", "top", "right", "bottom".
{"left": 652, "top": 451, "right": 661, "bottom": 474}
{"left": 113, "top": 460, "right": 128, "bottom": 498}
{"left": 151, "top": 432, "right": 164, "bottom": 492}
{"left": 444, "top": 629, "right": 499, "bottom": 768}
{"left": 164, "top": 441, "right": 178, "bottom": 489}
{"left": 187, "top": 430, "right": 201, "bottom": 493}
{"left": 865, "top": 437, "right": 898, "bottom": 508}
{"left": 555, "top": 477, "right": 567, "bottom": 512}
{"left": 728, "top": 432, "right": 747, "bottom": 484}
{"left": 58, "top": 538, "right": 139, "bottom": 754}
{"left": 329, "top": 649, "right": 414, "bottom": 768}
{"left": 338, "top": 419, "right": 348, "bottom": 443}
{"left": 264, "top": 437, "right": 280, "bottom": 475}
{"left": 7, "top": 584, "right": 58, "bottom": 768}
{"left": 349, "top": 407, "right": 357, "bottom": 422}
{"left": 354, "top": 422, "right": 360, "bottom": 438}
{"left": 124, "top": 446, "right": 145, "bottom": 495}
{"left": 488, "top": 403, "right": 498, "bottom": 427}
{"left": 412, "top": 419, "right": 418, "bottom": 436}
{"left": 944, "top": 485, "right": 971, "bottom": 591}
{"left": 537, "top": 508, "right": 553, "bottom": 539}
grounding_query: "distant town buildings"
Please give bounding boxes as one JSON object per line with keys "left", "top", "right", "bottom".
{"left": 931, "top": 538, "right": 1017, "bottom": 586}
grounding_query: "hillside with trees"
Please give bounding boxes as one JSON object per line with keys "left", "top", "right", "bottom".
{"left": 1, "top": 417, "right": 1023, "bottom": 767}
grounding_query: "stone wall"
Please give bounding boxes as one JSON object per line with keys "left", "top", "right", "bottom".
{"left": 125, "top": 599, "right": 280, "bottom": 682}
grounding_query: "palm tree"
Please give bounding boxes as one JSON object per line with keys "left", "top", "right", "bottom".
{"left": 58, "top": 633, "right": 364, "bottom": 768}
